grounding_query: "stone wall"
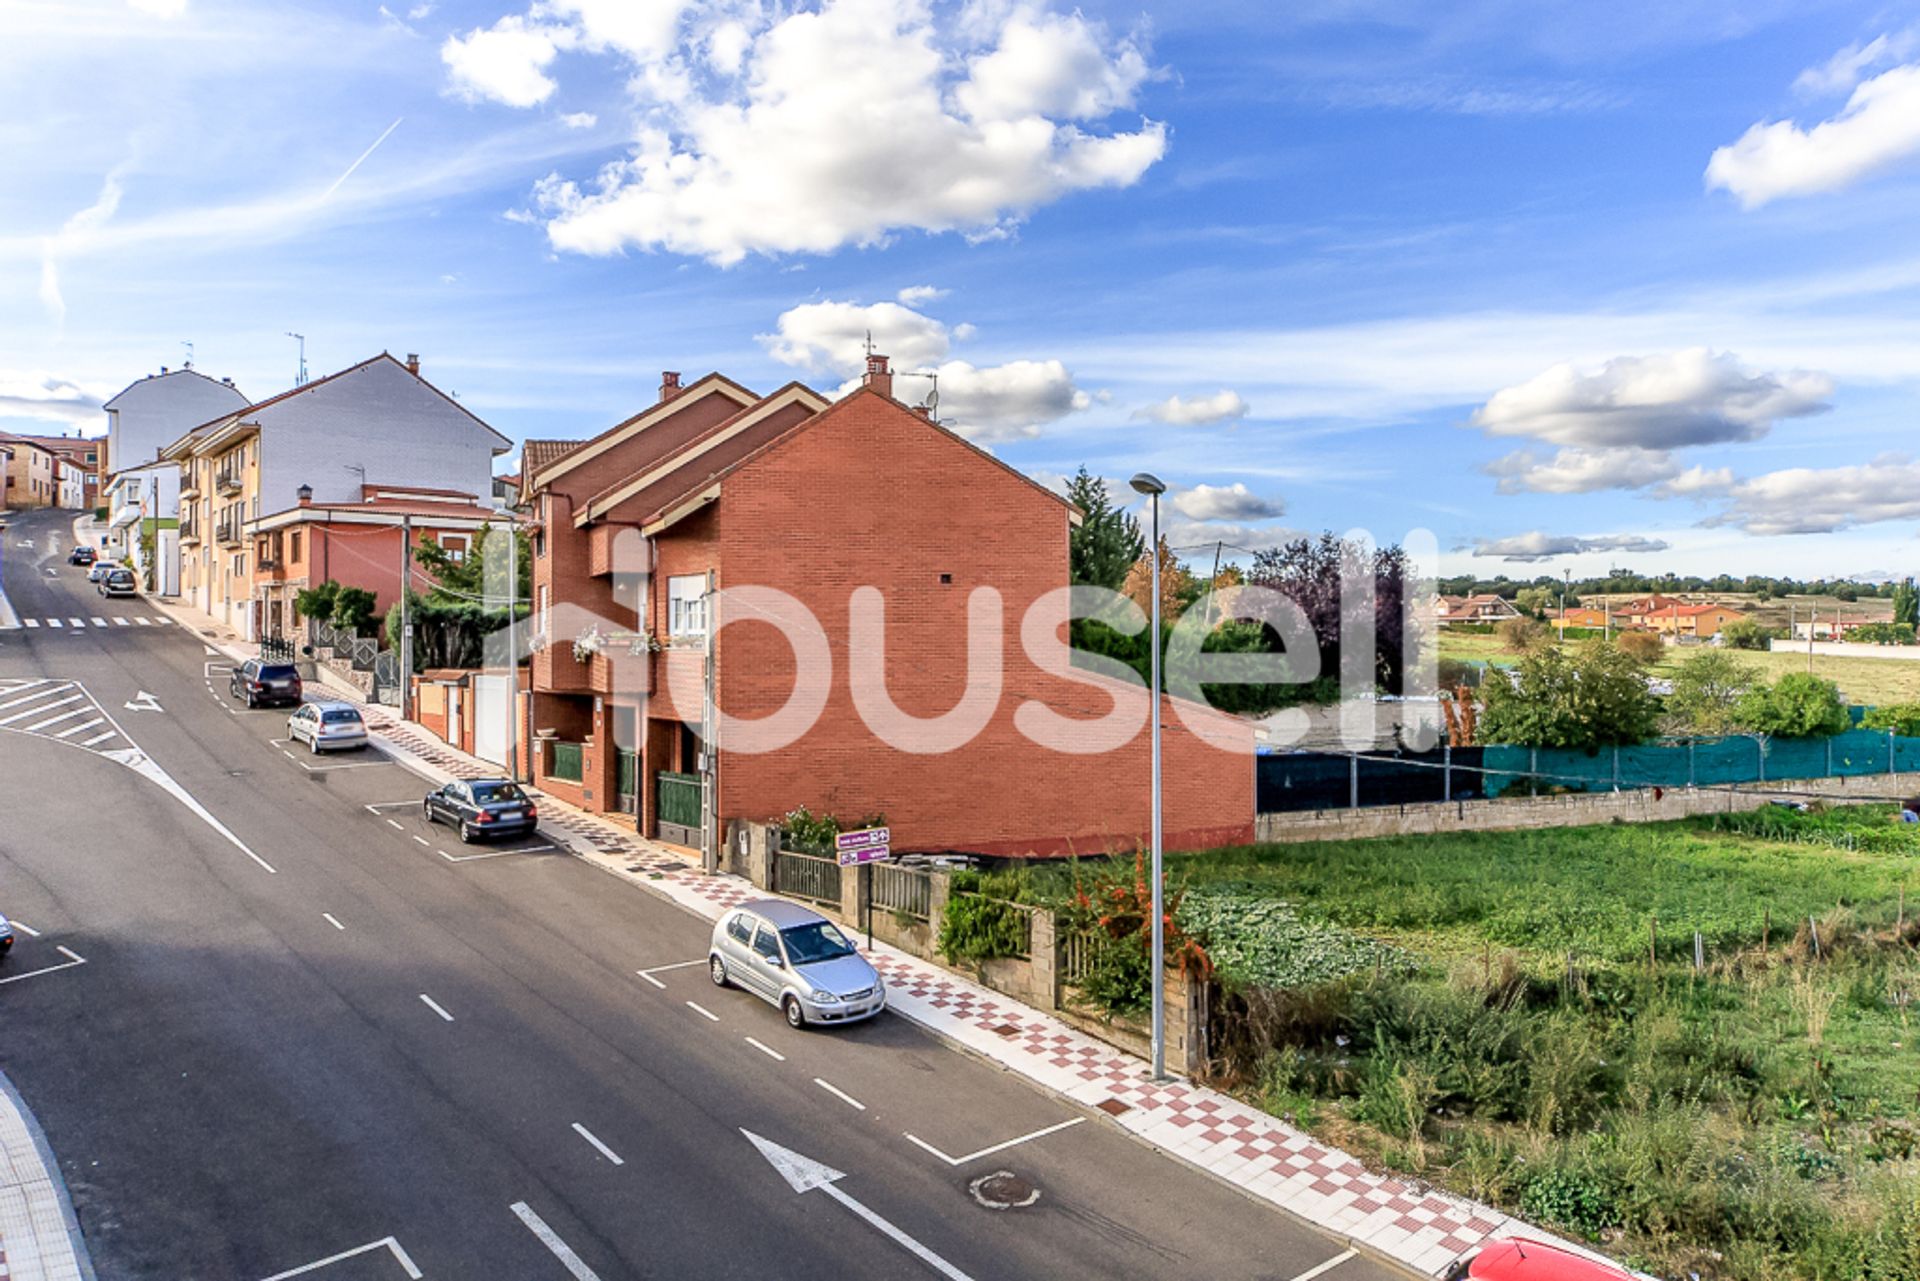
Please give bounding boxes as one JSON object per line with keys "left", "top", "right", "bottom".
{"left": 1255, "top": 771, "right": 1915, "bottom": 844}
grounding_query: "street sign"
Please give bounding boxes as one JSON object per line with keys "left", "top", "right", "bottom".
{"left": 835, "top": 826, "right": 890, "bottom": 866}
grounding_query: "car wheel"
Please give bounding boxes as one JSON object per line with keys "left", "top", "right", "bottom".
{"left": 423, "top": 802, "right": 435, "bottom": 824}
{"left": 459, "top": 821, "right": 478, "bottom": 844}
{"left": 309, "top": 735, "right": 320, "bottom": 755}
{"left": 709, "top": 955, "right": 729, "bottom": 987}
{"left": 783, "top": 996, "right": 806, "bottom": 1030}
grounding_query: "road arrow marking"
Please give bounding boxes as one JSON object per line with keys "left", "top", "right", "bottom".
{"left": 123, "top": 691, "right": 163, "bottom": 712}
{"left": 741, "top": 1130, "right": 975, "bottom": 1281}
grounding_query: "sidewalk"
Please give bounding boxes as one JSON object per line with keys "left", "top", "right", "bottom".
{"left": 0, "top": 1073, "right": 92, "bottom": 1281}
{"left": 153, "top": 597, "right": 1620, "bottom": 1280}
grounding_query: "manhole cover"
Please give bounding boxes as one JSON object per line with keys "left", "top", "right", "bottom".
{"left": 969, "top": 1170, "right": 1040, "bottom": 1211}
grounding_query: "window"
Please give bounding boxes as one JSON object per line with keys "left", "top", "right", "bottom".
{"left": 441, "top": 534, "right": 468, "bottom": 564}
{"left": 727, "top": 914, "right": 754, "bottom": 945}
{"left": 751, "top": 927, "right": 782, "bottom": 964}
{"left": 537, "top": 585, "right": 550, "bottom": 634}
{"left": 668, "top": 574, "right": 707, "bottom": 638}
{"left": 289, "top": 531, "right": 301, "bottom": 563}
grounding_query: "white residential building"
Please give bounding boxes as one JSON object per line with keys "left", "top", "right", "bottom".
{"left": 103, "top": 366, "right": 249, "bottom": 473}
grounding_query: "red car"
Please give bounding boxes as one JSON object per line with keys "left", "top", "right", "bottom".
{"left": 1450, "top": 1239, "right": 1638, "bottom": 1281}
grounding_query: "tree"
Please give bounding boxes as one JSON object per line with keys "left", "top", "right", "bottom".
{"left": 1616, "top": 629, "right": 1665, "bottom": 664}
{"left": 1892, "top": 578, "right": 1919, "bottom": 631}
{"left": 1498, "top": 615, "right": 1550, "bottom": 654}
{"left": 330, "top": 586, "right": 378, "bottom": 636}
{"left": 1735, "top": 673, "right": 1849, "bottom": 739}
{"left": 1514, "top": 585, "right": 1556, "bottom": 618}
{"left": 1720, "top": 618, "right": 1773, "bottom": 651}
{"left": 1245, "top": 532, "right": 1419, "bottom": 693}
{"left": 1862, "top": 703, "right": 1920, "bottom": 738}
{"left": 1121, "top": 538, "right": 1194, "bottom": 621}
{"left": 1476, "top": 640, "right": 1660, "bottom": 750}
{"left": 1065, "top": 467, "right": 1144, "bottom": 592}
{"left": 1665, "top": 650, "right": 1757, "bottom": 735}
{"left": 413, "top": 522, "right": 531, "bottom": 605}
{"left": 295, "top": 579, "right": 340, "bottom": 627}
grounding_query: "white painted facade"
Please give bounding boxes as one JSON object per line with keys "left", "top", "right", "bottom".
{"left": 55, "top": 461, "right": 84, "bottom": 508}
{"left": 103, "top": 368, "right": 249, "bottom": 472}
{"left": 106, "top": 463, "right": 184, "bottom": 597}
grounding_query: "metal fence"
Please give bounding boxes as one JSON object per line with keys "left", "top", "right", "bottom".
{"left": 372, "top": 651, "right": 401, "bottom": 705}
{"left": 774, "top": 849, "right": 842, "bottom": 906}
{"left": 260, "top": 635, "right": 296, "bottom": 663}
{"left": 870, "top": 862, "right": 933, "bottom": 922}
{"left": 1058, "top": 928, "right": 1098, "bottom": 986}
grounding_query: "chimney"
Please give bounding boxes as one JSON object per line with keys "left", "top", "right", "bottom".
{"left": 297, "top": 483, "right": 313, "bottom": 507}
{"left": 659, "top": 370, "right": 682, "bottom": 402}
{"left": 405, "top": 354, "right": 421, "bottom": 376}
{"left": 911, "top": 404, "right": 932, "bottom": 420}
{"left": 863, "top": 353, "right": 892, "bottom": 400}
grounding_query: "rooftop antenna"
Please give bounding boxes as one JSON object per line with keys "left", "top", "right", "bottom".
{"left": 862, "top": 329, "right": 876, "bottom": 359}
{"left": 892, "top": 368, "right": 941, "bottom": 421}
{"left": 181, "top": 340, "right": 194, "bottom": 369}
{"left": 286, "top": 332, "right": 308, "bottom": 387}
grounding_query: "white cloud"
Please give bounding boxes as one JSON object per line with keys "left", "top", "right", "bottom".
{"left": 761, "top": 299, "right": 953, "bottom": 375}
{"left": 1794, "top": 31, "right": 1918, "bottom": 97}
{"left": 897, "top": 284, "right": 948, "bottom": 306}
{"left": 1470, "top": 348, "right": 1831, "bottom": 449}
{"left": 1470, "top": 531, "right": 1673, "bottom": 562}
{"left": 1164, "top": 521, "right": 1302, "bottom": 554}
{"left": 1651, "top": 464, "right": 1735, "bottom": 498}
{"left": 473, "top": 0, "right": 1164, "bottom": 263}
{"left": 1707, "top": 63, "right": 1920, "bottom": 207}
{"left": 1484, "top": 446, "right": 1681, "bottom": 494}
{"left": 0, "top": 372, "right": 107, "bottom": 428}
{"left": 39, "top": 169, "right": 128, "bottom": 326}
{"left": 1709, "top": 454, "right": 1920, "bottom": 535}
{"left": 931, "top": 358, "right": 1089, "bottom": 442}
{"left": 442, "top": 16, "right": 568, "bottom": 108}
{"left": 557, "top": 111, "right": 597, "bottom": 129}
{"left": 1171, "top": 482, "right": 1285, "bottom": 521}
{"left": 1136, "top": 389, "right": 1249, "bottom": 426}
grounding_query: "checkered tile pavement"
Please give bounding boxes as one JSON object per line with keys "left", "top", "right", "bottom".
{"left": 196, "top": 626, "right": 1625, "bottom": 1280}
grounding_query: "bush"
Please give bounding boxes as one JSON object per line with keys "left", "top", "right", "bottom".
{"left": 1520, "top": 1168, "right": 1624, "bottom": 1239}
{"left": 1616, "top": 629, "right": 1665, "bottom": 663}
{"left": 1497, "top": 615, "right": 1549, "bottom": 654}
{"left": 330, "top": 586, "right": 378, "bottom": 636}
{"left": 1721, "top": 618, "right": 1776, "bottom": 650}
{"left": 1478, "top": 640, "right": 1660, "bottom": 750}
{"left": 295, "top": 579, "right": 340, "bottom": 625}
{"left": 1862, "top": 703, "right": 1920, "bottom": 738}
{"left": 1736, "top": 673, "right": 1850, "bottom": 739}
{"left": 937, "top": 881, "right": 1031, "bottom": 964}
{"left": 1178, "top": 887, "right": 1408, "bottom": 990}
{"left": 1848, "top": 621, "right": 1916, "bottom": 646}
{"left": 1665, "top": 650, "right": 1758, "bottom": 735}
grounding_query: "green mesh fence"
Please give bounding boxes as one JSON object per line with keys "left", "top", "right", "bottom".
{"left": 1480, "top": 729, "right": 1919, "bottom": 797}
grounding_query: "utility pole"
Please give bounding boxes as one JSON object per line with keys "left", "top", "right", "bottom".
{"left": 504, "top": 525, "right": 520, "bottom": 782}
{"left": 286, "top": 333, "right": 308, "bottom": 387}
{"left": 1809, "top": 605, "right": 1817, "bottom": 675}
{"left": 1560, "top": 568, "right": 1570, "bottom": 639}
{"left": 399, "top": 515, "right": 412, "bottom": 719}
{"left": 701, "top": 568, "right": 718, "bottom": 874}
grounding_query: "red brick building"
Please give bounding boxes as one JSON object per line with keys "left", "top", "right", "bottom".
{"left": 524, "top": 361, "right": 1255, "bottom": 858}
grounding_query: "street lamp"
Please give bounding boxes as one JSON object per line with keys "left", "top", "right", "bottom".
{"left": 1129, "top": 471, "right": 1168, "bottom": 1080}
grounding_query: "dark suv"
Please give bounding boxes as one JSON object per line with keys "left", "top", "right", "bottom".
{"left": 230, "top": 659, "right": 303, "bottom": 708}
{"left": 68, "top": 546, "right": 96, "bottom": 566}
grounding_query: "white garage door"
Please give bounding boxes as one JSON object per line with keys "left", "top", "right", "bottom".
{"left": 472, "top": 674, "right": 510, "bottom": 767}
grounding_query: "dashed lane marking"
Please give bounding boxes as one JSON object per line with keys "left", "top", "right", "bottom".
{"left": 323, "top": 913, "right": 346, "bottom": 931}
{"left": 746, "top": 1036, "right": 786, "bottom": 1062}
{"left": 8, "top": 919, "right": 41, "bottom": 937}
{"left": 815, "top": 1078, "right": 867, "bottom": 1111}
{"left": 571, "top": 1123, "right": 626, "bottom": 1166}
{"left": 685, "top": 1000, "right": 720, "bottom": 1022}
{"left": 419, "top": 993, "right": 455, "bottom": 1022}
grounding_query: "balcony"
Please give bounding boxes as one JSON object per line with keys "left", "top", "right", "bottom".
{"left": 215, "top": 471, "right": 243, "bottom": 497}
{"left": 178, "top": 475, "right": 202, "bottom": 500}
{"left": 215, "top": 521, "right": 242, "bottom": 548}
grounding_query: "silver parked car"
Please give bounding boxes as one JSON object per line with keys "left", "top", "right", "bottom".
{"left": 709, "top": 899, "right": 885, "bottom": 1029}
{"left": 287, "top": 700, "right": 368, "bottom": 753}
{"left": 0, "top": 910, "right": 13, "bottom": 959}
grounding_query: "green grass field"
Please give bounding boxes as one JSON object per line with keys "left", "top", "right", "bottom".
{"left": 1442, "top": 629, "right": 1920, "bottom": 707}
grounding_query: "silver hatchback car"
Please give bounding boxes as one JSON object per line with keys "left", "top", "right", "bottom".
{"left": 287, "top": 700, "right": 368, "bottom": 753}
{"left": 709, "top": 899, "right": 886, "bottom": 1029}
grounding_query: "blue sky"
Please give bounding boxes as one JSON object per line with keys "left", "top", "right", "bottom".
{"left": 6, "top": 0, "right": 1920, "bottom": 578}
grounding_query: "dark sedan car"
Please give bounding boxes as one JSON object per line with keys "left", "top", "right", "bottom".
{"left": 423, "top": 778, "right": 539, "bottom": 843}
{"left": 68, "top": 546, "right": 96, "bottom": 566}
{"left": 229, "top": 659, "right": 302, "bottom": 708}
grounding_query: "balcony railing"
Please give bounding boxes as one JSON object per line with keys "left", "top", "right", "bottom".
{"left": 215, "top": 471, "right": 243, "bottom": 496}
{"left": 214, "top": 521, "right": 242, "bottom": 547}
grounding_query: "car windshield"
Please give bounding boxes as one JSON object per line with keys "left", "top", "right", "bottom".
{"left": 320, "top": 709, "right": 361, "bottom": 724}
{"left": 781, "top": 921, "right": 856, "bottom": 965}
{"left": 470, "top": 782, "right": 525, "bottom": 804}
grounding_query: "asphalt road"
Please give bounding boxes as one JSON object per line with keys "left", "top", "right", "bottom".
{"left": 0, "top": 506, "right": 1400, "bottom": 1281}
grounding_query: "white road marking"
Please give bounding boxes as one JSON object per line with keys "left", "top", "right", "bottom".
{"left": 54, "top": 717, "right": 106, "bottom": 740}
{"left": 387, "top": 819, "right": 404, "bottom": 830}
{"left": 23, "top": 619, "right": 38, "bottom": 628}
{"left": 256, "top": 1237, "right": 423, "bottom": 1281}
{"left": 0, "top": 683, "right": 68, "bottom": 711}
{"left": 411, "top": 835, "right": 429, "bottom": 846}
{"left": 0, "top": 697, "right": 82, "bottom": 727}
{"left": 23, "top": 707, "right": 92, "bottom": 733}
{"left": 322, "top": 913, "right": 346, "bottom": 931}
{"left": 80, "top": 731, "right": 117, "bottom": 747}
{"left": 46, "top": 619, "right": 62, "bottom": 629}
{"left": 1286, "top": 1249, "right": 1358, "bottom": 1281}
{"left": 89, "top": 617, "right": 105, "bottom": 627}
{"left": 509, "top": 1202, "right": 602, "bottom": 1281}
{"left": 8, "top": 919, "right": 41, "bottom": 937}
{"left": 66, "top": 617, "right": 82, "bottom": 627}
{"left": 745, "top": 1036, "right": 786, "bottom": 1062}
{"left": 155, "top": 617, "right": 171, "bottom": 624}
{"left": 814, "top": 1078, "right": 866, "bottom": 1111}
{"left": 437, "top": 847, "right": 520, "bottom": 863}
{"left": 0, "top": 946, "right": 88, "bottom": 987}
{"left": 122, "top": 691, "right": 163, "bottom": 712}
{"left": 365, "top": 801, "right": 421, "bottom": 811}
{"left": 134, "top": 617, "right": 150, "bottom": 625}
{"left": 742, "top": 1130, "right": 975, "bottom": 1281}
{"left": 637, "top": 958, "right": 708, "bottom": 988}
{"left": 112, "top": 617, "right": 128, "bottom": 626}
{"left": 571, "top": 1122, "right": 626, "bottom": 1166}
{"left": 281, "top": 750, "right": 295, "bottom": 761}
{"left": 685, "top": 1000, "right": 720, "bottom": 1022}
{"left": 419, "top": 993, "right": 455, "bottom": 1022}
{"left": 903, "top": 1117, "right": 1087, "bottom": 1167}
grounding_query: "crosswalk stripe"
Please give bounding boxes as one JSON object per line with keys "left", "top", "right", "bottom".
{"left": 134, "top": 617, "right": 151, "bottom": 626}
{"left": 67, "top": 617, "right": 83, "bottom": 628}
{"left": 23, "top": 619, "right": 38, "bottom": 628}
{"left": 47, "top": 619, "right": 62, "bottom": 629}
{"left": 112, "top": 617, "right": 129, "bottom": 626}
{"left": 90, "top": 617, "right": 107, "bottom": 627}
{"left": 155, "top": 618, "right": 171, "bottom": 625}
{"left": 55, "top": 717, "right": 105, "bottom": 740}
{"left": 80, "top": 730, "right": 118, "bottom": 747}
{"left": 23, "top": 707, "right": 92, "bottom": 733}
{"left": 0, "top": 693, "right": 82, "bottom": 725}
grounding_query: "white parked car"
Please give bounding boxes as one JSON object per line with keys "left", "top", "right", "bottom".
{"left": 86, "top": 559, "right": 123, "bottom": 582}
{"left": 287, "top": 700, "right": 368, "bottom": 753}
{"left": 709, "top": 899, "right": 885, "bottom": 1029}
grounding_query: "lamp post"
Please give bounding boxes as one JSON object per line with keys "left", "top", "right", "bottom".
{"left": 1129, "top": 471, "right": 1168, "bottom": 1080}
